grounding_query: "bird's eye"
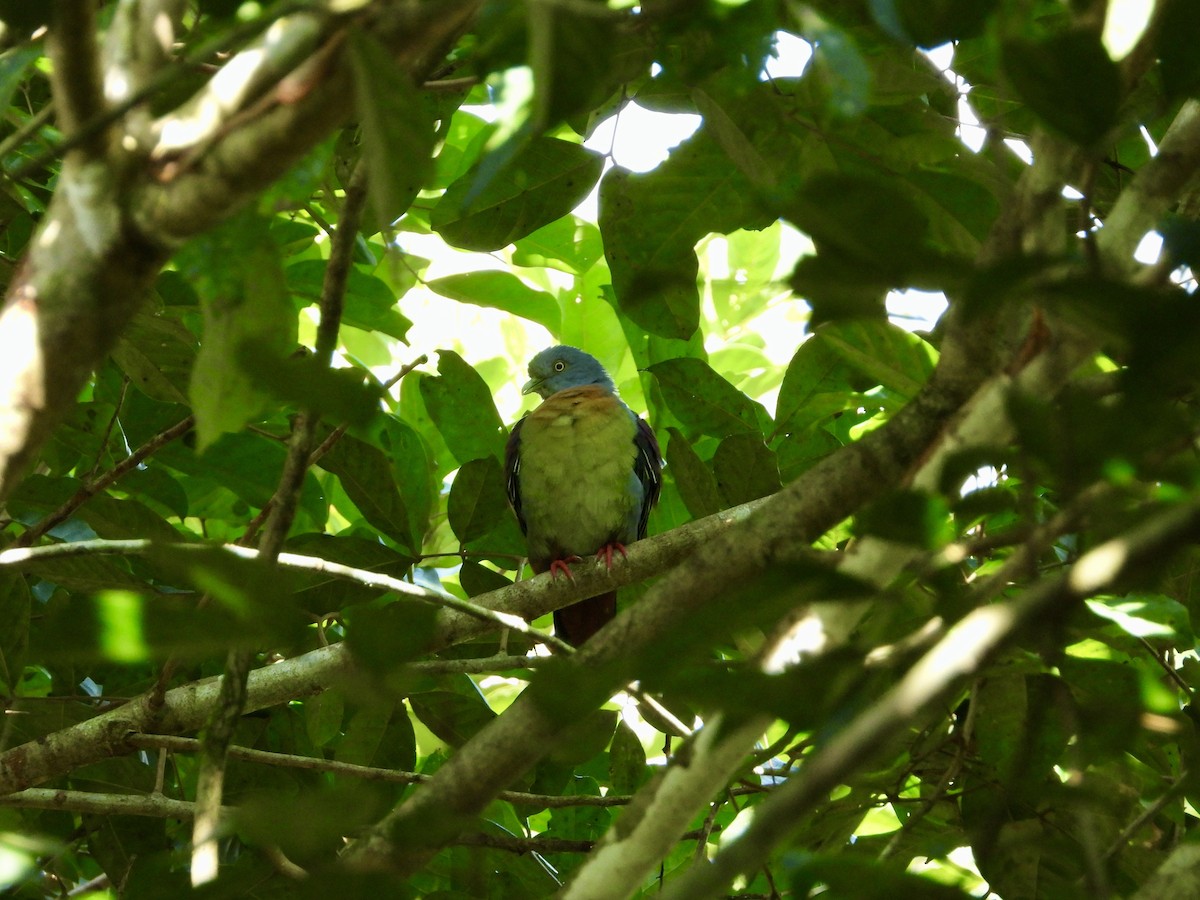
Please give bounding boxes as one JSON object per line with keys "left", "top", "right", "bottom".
{"left": 554, "top": 360, "right": 566, "bottom": 372}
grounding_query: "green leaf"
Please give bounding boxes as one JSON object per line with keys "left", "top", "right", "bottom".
{"left": 869, "top": 0, "right": 998, "bottom": 48}
{"left": 1001, "top": 31, "right": 1120, "bottom": 147}
{"left": 448, "top": 456, "right": 509, "bottom": 545}
{"left": 665, "top": 428, "right": 722, "bottom": 519}
{"left": 432, "top": 137, "right": 604, "bottom": 251}
{"left": 346, "top": 28, "right": 436, "bottom": 231}
{"left": 775, "top": 338, "right": 860, "bottom": 435}
{"left": 419, "top": 350, "right": 507, "bottom": 465}
{"left": 381, "top": 418, "right": 434, "bottom": 550}
{"left": 459, "top": 560, "right": 513, "bottom": 597}
{"left": 528, "top": 1, "right": 640, "bottom": 128}
{"left": 0, "top": 572, "right": 30, "bottom": 694}
{"left": 1085, "top": 594, "right": 1192, "bottom": 641}
{"left": 111, "top": 311, "right": 197, "bottom": 404}
{"left": 776, "top": 428, "right": 841, "bottom": 482}
{"left": 648, "top": 358, "right": 770, "bottom": 439}
{"left": 409, "top": 677, "right": 497, "bottom": 748}
{"left": 75, "top": 495, "right": 181, "bottom": 544}
{"left": 512, "top": 216, "right": 603, "bottom": 275}
{"left": 712, "top": 434, "right": 781, "bottom": 506}
{"left": 287, "top": 533, "right": 415, "bottom": 613}
{"left": 336, "top": 701, "right": 416, "bottom": 773}
{"left": 305, "top": 690, "right": 345, "bottom": 749}
{"left": 854, "top": 489, "right": 954, "bottom": 549}
{"left": 427, "top": 271, "right": 561, "bottom": 333}
{"left": 1158, "top": 1, "right": 1200, "bottom": 100}
{"left": 784, "top": 173, "right": 960, "bottom": 291}
{"left": 318, "top": 434, "right": 415, "bottom": 554}
{"left": 788, "top": 856, "right": 973, "bottom": 899}
{"left": 181, "top": 213, "right": 297, "bottom": 451}
{"left": 600, "top": 128, "right": 771, "bottom": 339}
{"left": 609, "top": 720, "right": 647, "bottom": 794}
{"left": 346, "top": 601, "right": 439, "bottom": 675}
{"left": 157, "top": 431, "right": 325, "bottom": 525}
{"left": 817, "top": 320, "right": 937, "bottom": 402}
{"left": 237, "top": 345, "right": 383, "bottom": 427}
{"left": 286, "top": 260, "right": 413, "bottom": 341}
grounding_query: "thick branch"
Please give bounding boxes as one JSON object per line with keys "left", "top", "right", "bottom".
{"left": 47, "top": 1, "right": 108, "bottom": 160}
{"left": 0, "top": 499, "right": 762, "bottom": 795}
{"left": 659, "top": 498, "right": 1200, "bottom": 899}
{"left": 0, "top": 0, "right": 478, "bottom": 503}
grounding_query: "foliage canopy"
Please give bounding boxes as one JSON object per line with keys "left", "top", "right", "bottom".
{"left": 2, "top": 1, "right": 1200, "bottom": 898}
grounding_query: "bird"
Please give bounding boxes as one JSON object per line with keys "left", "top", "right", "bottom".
{"left": 505, "top": 346, "right": 662, "bottom": 646}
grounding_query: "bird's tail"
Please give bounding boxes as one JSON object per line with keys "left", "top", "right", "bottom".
{"left": 554, "top": 592, "right": 616, "bottom": 646}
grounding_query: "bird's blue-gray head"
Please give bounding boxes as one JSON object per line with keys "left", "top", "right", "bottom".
{"left": 522, "top": 346, "right": 615, "bottom": 399}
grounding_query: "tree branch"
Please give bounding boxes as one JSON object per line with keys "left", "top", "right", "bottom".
{"left": 0, "top": 499, "right": 764, "bottom": 795}
{"left": 0, "top": 0, "right": 478, "bottom": 503}
{"left": 46, "top": 1, "right": 108, "bottom": 160}
{"left": 1097, "top": 99, "right": 1200, "bottom": 272}
{"left": 658, "top": 498, "right": 1200, "bottom": 899}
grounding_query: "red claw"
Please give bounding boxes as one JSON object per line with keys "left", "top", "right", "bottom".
{"left": 549, "top": 556, "right": 582, "bottom": 580}
{"left": 595, "top": 543, "right": 629, "bottom": 569}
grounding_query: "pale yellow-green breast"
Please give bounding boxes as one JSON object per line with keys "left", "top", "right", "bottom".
{"left": 518, "top": 387, "right": 639, "bottom": 560}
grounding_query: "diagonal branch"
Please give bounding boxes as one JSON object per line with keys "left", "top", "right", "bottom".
{"left": 46, "top": 1, "right": 108, "bottom": 160}
{"left": 658, "top": 497, "right": 1200, "bottom": 899}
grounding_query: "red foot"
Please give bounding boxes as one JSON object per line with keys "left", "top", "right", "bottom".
{"left": 548, "top": 556, "right": 582, "bottom": 580}
{"left": 595, "top": 543, "right": 629, "bottom": 569}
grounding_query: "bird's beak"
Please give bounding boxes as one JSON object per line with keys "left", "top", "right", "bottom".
{"left": 521, "top": 378, "right": 541, "bottom": 396}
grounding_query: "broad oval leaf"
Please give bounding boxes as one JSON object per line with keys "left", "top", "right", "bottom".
{"left": 648, "top": 358, "right": 771, "bottom": 439}
{"left": 447, "top": 456, "right": 509, "bottom": 545}
{"left": 1001, "top": 31, "right": 1120, "bottom": 147}
{"left": 419, "top": 350, "right": 507, "bottom": 465}
{"left": 427, "top": 271, "right": 561, "bottom": 333}
{"left": 432, "top": 137, "right": 604, "bottom": 251}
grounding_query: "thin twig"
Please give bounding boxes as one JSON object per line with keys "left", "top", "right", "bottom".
{"left": 13, "top": 416, "right": 195, "bottom": 548}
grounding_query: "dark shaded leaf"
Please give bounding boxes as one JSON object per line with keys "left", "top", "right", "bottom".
{"left": 1002, "top": 31, "right": 1120, "bottom": 146}
{"left": 347, "top": 28, "right": 436, "bottom": 231}
{"left": 419, "top": 350, "right": 507, "bottom": 465}
{"left": 713, "top": 434, "right": 781, "bottom": 506}
{"left": 459, "top": 560, "right": 513, "bottom": 597}
{"left": 409, "top": 677, "right": 497, "bottom": 747}
{"left": 286, "top": 260, "right": 413, "bottom": 341}
{"left": 854, "top": 489, "right": 954, "bottom": 549}
{"left": 286, "top": 532, "right": 416, "bottom": 613}
{"left": 0, "top": 572, "right": 30, "bottom": 694}
{"left": 869, "top": 0, "right": 998, "bottom": 48}
{"left": 346, "top": 601, "right": 440, "bottom": 675}
{"left": 111, "top": 311, "right": 197, "bottom": 404}
{"left": 433, "top": 138, "right": 603, "bottom": 251}
{"left": 179, "top": 212, "right": 296, "bottom": 451}
{"left": 665, "top": 427, "right": 722, "bottom": 519}
{"left": 600, "top": 128, "right": 772, "bottom": 339}
{"left": 305, "top": 690, "right": 345, "bottom": 748}
{"left": 648, "top": 358, "right": 770, "bottom": 439}
{"left": 319, "top": 434, "right": 414, "bottom": 554}
{"left": 238, "top": 344, "right": 383, "bottom": 427}
{"left": 448, "top": 456, "right": 509, "bottom": 544}
{"left": 609, "top": 720, "right": 648, "bottom": 794}
{"left": 1158, "top": 1, "right": 1200, "bottom": 100}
